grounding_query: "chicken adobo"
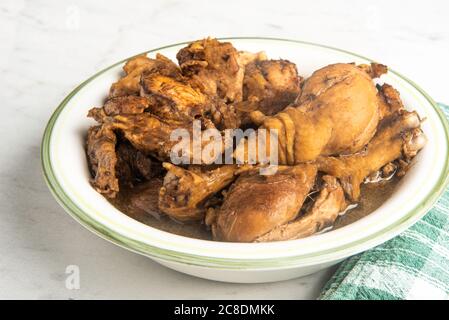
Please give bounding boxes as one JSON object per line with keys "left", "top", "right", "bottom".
{"left": 86, "top": 38, "right": 426, "bottom": 242}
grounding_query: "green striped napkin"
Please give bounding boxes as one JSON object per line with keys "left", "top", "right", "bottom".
{"left": 318, "top": 103, "right": 449, "bottom": 300}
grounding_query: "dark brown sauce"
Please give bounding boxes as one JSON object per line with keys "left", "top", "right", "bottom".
{"left": 333, "top": 176, "right": 401, "bottom": 229}
{"left": 109, "top": 176, "right": 401, "bottom": 241}
{"left": 109, "top": 178, "right": 212, "bottom": 240}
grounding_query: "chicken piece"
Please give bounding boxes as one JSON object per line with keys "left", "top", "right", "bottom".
{"left": 115, "top": 140, "right": 161, "bottom": 187}
{"left": 296, "top": 63, "right": 380, "bottom": 155}
{"left": 377, "top": 83, "right": 405, "bottom": 119}
{"left": 86, "top": 125, "right": 119, "bottom": 198}
{"left": 86, "top": 121, "right": 163, "bottom": 198}
{"left": 87, "top": 96, "right": 157, "bottom": 188}
{"left": 140, "top": 72, "right": 212, "bottom": 124}
{"left": 100, "top": 113, "right": 186, "bottom": 161}
{"left": 88, "top": 107, "right": 184, "bottom": 160}
{"left": 209, "top": 164, "right": 317, "bottom": 242}
{"left": 100, "top": 71, "right": 217, "bottom": 128}
{"left": 140, "top": 67, "right": 245, "bottom": 129}
{"left": 358, "top": 62, "right": 388, "bottom": 79}
{"left": 109, "top": 53, "right": 181, "bottom": 98}
{"left": 241, "top": 59, "right": 302, "bottom": 118}
{"left": 209, "top": 100, "right": 241, "bottom": 129}
{"left": 110, "top": 51, "right": 219, "bottom": 126}
{"left": 176, "top": 38, "right": 241, "bottom": 102}
{"left": 96, "top": 111, "right": 227, "bottom": 164}
{"left": 177, "top": 38, "right": 262, "bottom": 103}
{"left": 212, "top": 50, "right": 267, "bottom": 129}
{"left": 88, "top": 96, "right": 150, "bottom": 123}
{"left": 175, "top": 38, "right": 266, "bottom": 128}
{"left": 103, "top": 96, "right": 150, "bottom": 116}
{"left": 255, "top": 176, "right": 347, "bottom": 242}
{"left": 159, "top": 164, "right": 239, "bottom": 221}
{"left": 317, "top": 110, "right": 426, "bottom": 201}
{"left": 239, "top": 63, "right": 381, "bottom": 164}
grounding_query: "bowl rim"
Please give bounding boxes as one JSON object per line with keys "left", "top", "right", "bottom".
{"left": 41, "top": 37, "right": 449, "bottom": 270}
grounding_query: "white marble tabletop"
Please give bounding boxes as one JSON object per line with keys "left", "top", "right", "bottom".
{"left": 1, "top": 0, "right": 448, "bottom": 299}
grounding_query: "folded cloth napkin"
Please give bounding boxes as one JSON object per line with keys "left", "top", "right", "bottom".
{"left": 318, "top": 103, "right": 449, "bottom": 300}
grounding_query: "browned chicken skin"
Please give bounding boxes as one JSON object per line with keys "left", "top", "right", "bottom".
{"left": 109, "top": 53, "right": 181, "bottom": 98}
{"left": 254, "top": 175, "right": 347, "bottom": 242}
{"left": 209, "top": 164, "right": 317, "bottom": 242}
{"left": 88, "top": 106, "right": 226, "bottom": 168}
{"left": 86, "top": 124, "right": 119, "bottom": 198}
{"left": 317, "top": 110, "right": 426, "bottom": 201}
{"left": 241, "top": 59, "right": 302, "bottom": 118}
{"left": 86, "top": 124, "right": 160, "bottom": 198}
{"left": 245, "top": 63, "right": 381, "bottom": 164}
{"left": 159, "top": 164, "right": 239, "bottom": 221}
{"left": 88, "top": 96, "right": 150, "bottom": 122}
{"left": 377, "top": 83, "right": 406, "bottom": 119}
{"left": 176, "top": 38, "right": 246, "bottom": 103}
{"left": 140, "top": 73, "right": 212, "bottom": 124}
{"left": 104, "top": 113, "right": 187, "bottom": 161}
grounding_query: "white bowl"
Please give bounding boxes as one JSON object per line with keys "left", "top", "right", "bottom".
{"left": 42, "top": 38, "right": 449, "bottom": 283}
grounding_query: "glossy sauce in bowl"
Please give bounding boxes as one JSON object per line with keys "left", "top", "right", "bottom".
{"left": 109, "top": 176, "right": 401, "bottom": 241}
